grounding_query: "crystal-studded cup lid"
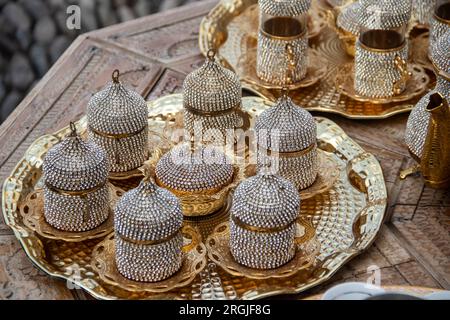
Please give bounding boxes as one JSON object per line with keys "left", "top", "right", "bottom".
{"left": 155, "top": 142, "right": 234, "bottom": 194}
{"left": 114, "top": 180, "right": 183, "bottom": 242}
{"left": 358, "top": 0, "right": 412, "bottom": 29}
{"left": 337, "top": 2, "right": 361, "bottom": 35}
{"left": 183, "top": 50, "right": 242, "bottom": 113}
{"left": 259, "top": 0, "right": 311, "bottom": 16}
{"left": 431, "top": 31, "right": 450, "bottom": 76}
{"left": 87, "top": 70, "right": 148, "bottom": 135}
{"left": 255, "top": 91, "right": 316, "bottom": 152}
{"left": 43, "top": 123, "right": 108, "bottom": 191}
{"left": 231, "top": 172, "right": 300, "bottom": 229}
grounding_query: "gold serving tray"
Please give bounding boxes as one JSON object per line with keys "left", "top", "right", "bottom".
{"left": 198, "top": 0, "right": 436, "bottom": 119}
{"left": 2, "top": 94, "right": 387, "bottom": 300}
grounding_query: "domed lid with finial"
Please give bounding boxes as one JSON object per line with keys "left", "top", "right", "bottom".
{"left": 431, "top": 31, "right": 450, "bottom": 76}
{"left": 337, "top": 1, "right": 361, "bottom": 35}
{"left": 255, "top": 89, "right": 316, "bottom": 152}
{"left": 155, "top": 138, "right": 234, "bottom": 194}
{"left": 183, "top": 50, "right": 242, "bottom": 114}
{"left": 43, "top": 122, "right": 109, "bottom": 191}
{"left": 259, "top": 0, "right": 311, "bottom": 16}
{"left": 231, "top": 168, "right": 300, "bottom": 229}
{"left": 358, "top": 0, "right": 411, "bottom": 29}
{"left": 114, "top": 161, "right": 183, "bottom": 242}
{"left": 87, "top": 69, "right": 148, "bottom": 135}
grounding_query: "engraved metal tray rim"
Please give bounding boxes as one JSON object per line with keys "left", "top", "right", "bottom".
{"left": 2, "top": 95, "right": 387, "bottom": 300}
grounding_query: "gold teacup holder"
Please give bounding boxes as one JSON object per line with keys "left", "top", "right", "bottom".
{"left": 19, "top": 183, "right": 124, "bottom": 242}
{"left": 206, "top": 217, "right": 321, "bottom": 279}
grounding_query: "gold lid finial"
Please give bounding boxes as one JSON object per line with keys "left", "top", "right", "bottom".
{"left": 68, "top": 122, "right": 78, "bottom": 137}
{"left": 207, "top": 49, "right": 216, "bottom": 61}
{"left": 112, "top": 69, "right": 120, "bottom": 83}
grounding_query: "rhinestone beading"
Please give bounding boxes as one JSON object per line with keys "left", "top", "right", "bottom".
{"left": 412, "top": 0, "right": 436, "bottom": 25}
{"left": 256, "top": 32, "right": 308, "bottom": 85}
{"left": 183, "top": 52, "right": 242, "bottom": 142}
{"left": 354, "top": 41, "right": 409, "bottom": 98}
{"left": 406, "top": 32, "right": 450, "bottom": 159}
{"left": 255, "top": 94, "right": 318, "bottom": 190}
{"left": 337, "top": 2, "right": 361, "bottom": 36}
{"left": 358, "top": 0, "right": 412, "bottom": 30}
{"left": 87, "top": 71, "right": 148, "bottom": 173}
{"left": 229, "top": 173, "right": 300, "bottom": 269}
{"left": 43, "top": 130, "right": 110, "bottom": 232}
{"left": 259, "top": 0, "right": 311, "bottom": 17}
{"left": 114, "top": 181, "right": 184, "bottom": 282}
{"left": 430, "top": 9, "right": 450, "bottom": 52}
{"left": 155, "top": 143, "right": 234, "bottom": 194}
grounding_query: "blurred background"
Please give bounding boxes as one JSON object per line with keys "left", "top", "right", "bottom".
{"left": 0, "top": 0, "right": 205, "bottom": 123}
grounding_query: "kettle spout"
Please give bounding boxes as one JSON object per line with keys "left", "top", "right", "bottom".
{"left": 420, "top": 92, "right": 450, "bottom": 189}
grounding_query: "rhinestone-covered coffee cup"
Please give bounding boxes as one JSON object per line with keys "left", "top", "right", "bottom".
{"left": 87, "top": 70, "right": 148, "bottom": 173}
{"left": 255, "top": 90, "right": 318, "bottom": 190}
{"left": 43, "top": 123, "right": 110, "bottom": 232}
{"left": 230, "top": 171, "right": 301, "bottom": 269}
{"left": 355, "top": 0, "right": 412, "bottom": 98}
{"left": 114, "top": 176, "right": 183, "bottom": 282}
{"left": 257, "top": 0, "right": 311, "bottom": 86}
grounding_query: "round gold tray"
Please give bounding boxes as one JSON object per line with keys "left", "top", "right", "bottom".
{"left": 91, "top": 226, "right": 207, "bottom": 293}
{"left": 2, "top": 94, "right": 387, "bottom": 300}
{"left": 199, "top": 0, "right": 437, "bottom": 119}
{"left": 335, "top": 63, "right": 430, "bottom": 104}
{"left": 18, "top": 184, "right": 123, "bottom": 242}
{"left": 206, "top": 218, "right": 320, "bottom": 279}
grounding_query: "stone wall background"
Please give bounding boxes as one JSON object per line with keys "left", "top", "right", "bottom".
{"left": 0, "top": 0, "right": 204, "bottom": 123}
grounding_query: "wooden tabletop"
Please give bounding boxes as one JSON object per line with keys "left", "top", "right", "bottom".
{"left": 0, "top": 0, "right": 448, "bottom": 300}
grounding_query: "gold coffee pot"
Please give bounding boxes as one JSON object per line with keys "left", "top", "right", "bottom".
{"left": 401, "top": 92, "right": 450, "bottom": 189}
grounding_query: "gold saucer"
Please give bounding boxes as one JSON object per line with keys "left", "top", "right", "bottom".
{"left": 206, "top": 218, "right": 320, "bottom": 279}
{"left": 245, "top": 149, "right": 340, "bottom": 200}
{"left": 335, "top": 63, "right": 430, "bottom": 104}
{"left": 237, "top": 48, "right": 328, "bottom": 90}
{"left": 19, "top": 183, "right": 123, "bottom": 242}
{"left": 91, "top": 226, "right": 207, "bottom": 293}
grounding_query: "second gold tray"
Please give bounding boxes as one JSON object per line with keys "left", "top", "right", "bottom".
{"left": 2, "top": 94, "right": 387, "bottom": 299}
{"left": 198, "top": 0, "right": 435, "bottom": 119}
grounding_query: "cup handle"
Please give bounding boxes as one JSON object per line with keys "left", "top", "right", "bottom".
{"left": 392, "top": 55, "right": 412, "bottom": 95}
{"left": 181, "top": 225, "right": 200, "bottom": 253}
{"left": 284, "top": 43, "right": 296, "bottom": 84}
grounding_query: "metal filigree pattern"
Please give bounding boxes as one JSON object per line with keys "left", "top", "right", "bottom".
{"left": 207, "top": 218, "right": 320, "bottom": 279}
{"left": 2, "top": 94, "right": 387, "bottom": 300}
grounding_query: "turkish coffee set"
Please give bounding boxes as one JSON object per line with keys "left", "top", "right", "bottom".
{"left": 2, "top": 0, "right": 449, "bottom": 300}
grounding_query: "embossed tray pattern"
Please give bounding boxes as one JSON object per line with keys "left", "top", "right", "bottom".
{"left": 2, "top": 94, "right": 387, "bottom": 299}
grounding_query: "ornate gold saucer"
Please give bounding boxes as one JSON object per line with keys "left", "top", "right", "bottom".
{"left": 2, "top": 94, "right": 387, "bottom": 300}
{"left": 335, "top": 63, "right": 430, "bottom": 104}
{"left": 237, "top": 49, "right": 327, "bottom": 90}
{"left": 245, "top": 149, "right": 340, "bottom": 200}
{"left": 206, "top": 218, "right": 320, "bottom": 279}
{"left": 18, "top": 184, "right": 123, "bottom": 242}
{"left": 199, "top": 0, "right": 437, "bottom": 119}
{"left": 91, "top": 226, "right": 207, "bottom": 293}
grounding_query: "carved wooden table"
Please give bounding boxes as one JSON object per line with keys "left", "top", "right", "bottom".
{"left": 0, "top": 0, "right": 448, "bottom": 299}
